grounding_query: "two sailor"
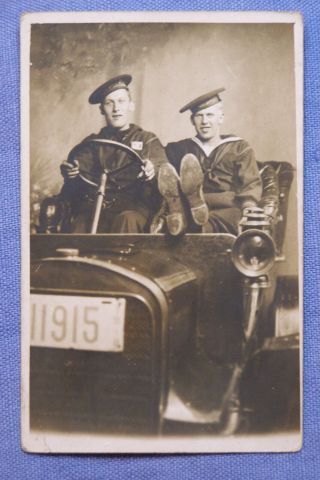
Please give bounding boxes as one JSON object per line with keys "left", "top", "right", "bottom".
{"left": 61, "top": 75, "right": 262, "bottom": 234}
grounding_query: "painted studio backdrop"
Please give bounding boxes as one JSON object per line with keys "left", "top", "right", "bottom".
{"left": 30, "top": 22, "right": 298, "bottom": 273}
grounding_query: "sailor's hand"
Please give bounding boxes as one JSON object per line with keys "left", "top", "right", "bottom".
{"left": 263, "top": 203, "right": 277, "bottom": 219}
{"left": 142, "top": 159, "right": 155, "bottom": 182}
{"left": 60, "top": 160, "right": 80, "bottom": 180}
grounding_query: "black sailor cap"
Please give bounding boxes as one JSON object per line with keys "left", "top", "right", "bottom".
{"left": 180, "top": 87, "right": 225, "bottom": 113}
{"left": 88, "top": 74, "right": 132, "bottom": 104}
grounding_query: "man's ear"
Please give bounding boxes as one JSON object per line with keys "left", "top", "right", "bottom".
{"left": 218, "top": 112, "right": 225, "bottom": 125}
{"left": 190, "top": 114, "right": 195, "bottom": 126}
{"left": 99, "top": 104, "right": 105, "bottom": 116}
{"left": 129, "top": 101, "right": 135, "bottom": 113}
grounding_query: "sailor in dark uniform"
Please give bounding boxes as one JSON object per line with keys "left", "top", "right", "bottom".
{"left": 60, "top": 74, "right": 168, "bottom": 233}
{"left": 157, "top": 88, "right": 262, "bottom": 236}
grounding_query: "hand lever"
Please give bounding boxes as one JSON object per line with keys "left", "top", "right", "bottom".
{"left": 90, "top": 171, "right": 108, "bottom": 234}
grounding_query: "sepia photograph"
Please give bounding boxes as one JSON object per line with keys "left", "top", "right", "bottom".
{"left": 21, "top": 11, "right": 303, "bottom": 453}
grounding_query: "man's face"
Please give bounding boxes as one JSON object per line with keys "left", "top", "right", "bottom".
{"left": 191, "top": 102, "right": 224, "bottom": 141}
{"left": 101, "top": 89, "right": 133, "bottom": 130}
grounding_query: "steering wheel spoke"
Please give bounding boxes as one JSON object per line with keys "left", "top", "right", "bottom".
{"left": 75, "top": 138, "right": 145, "bottom": 191}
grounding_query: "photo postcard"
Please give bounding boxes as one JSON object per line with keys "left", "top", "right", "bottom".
{"left": 21, "top": 11, "right": 303, "bottom": 453}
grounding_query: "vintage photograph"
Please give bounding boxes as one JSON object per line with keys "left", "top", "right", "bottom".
{"left": 21, "top": 12, "right": 303, "bottom": 453}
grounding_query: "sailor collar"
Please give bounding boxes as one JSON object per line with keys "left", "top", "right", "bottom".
{"left": 191, "top": 135, "right": 242, "bottom": 157}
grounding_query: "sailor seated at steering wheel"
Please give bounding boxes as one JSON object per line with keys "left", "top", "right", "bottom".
{"left": 60, "top": 74, "right": 168, "bottom": 233}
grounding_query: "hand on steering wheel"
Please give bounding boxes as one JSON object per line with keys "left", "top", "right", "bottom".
{"left": 141, "top": 159, "right": 155, "bottom": 182}
{"left": 60, "top": 160, "right": 80, "bottom": 179}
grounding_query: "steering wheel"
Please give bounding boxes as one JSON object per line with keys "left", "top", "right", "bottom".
{"left": 69, "top": 138, "right": 146, "bottom": 192}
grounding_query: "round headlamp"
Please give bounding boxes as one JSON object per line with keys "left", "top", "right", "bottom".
{"left": 232, "top": 229, "right": 276, "bottom": 277}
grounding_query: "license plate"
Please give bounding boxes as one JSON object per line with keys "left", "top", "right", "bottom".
{"left": 30, "top": 294, "right": 126, "bottom": 352}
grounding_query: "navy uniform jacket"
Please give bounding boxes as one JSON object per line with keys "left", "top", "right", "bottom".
{"left": 61, "top": 124, "right": 167, "bottom": 216}
{"left": 166, "top": 135, "right": 262, "bottom": 210}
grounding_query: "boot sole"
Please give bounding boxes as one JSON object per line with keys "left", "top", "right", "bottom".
{"left": 158, "top": 164, "right": 186, "bottom": 235}
{"left": 180, "top": 154, "right": 209, "bottom": 226}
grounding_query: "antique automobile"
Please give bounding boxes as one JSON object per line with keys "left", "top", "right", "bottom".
{"left": 30, "top": 140, "right": 300, "bottom": 436}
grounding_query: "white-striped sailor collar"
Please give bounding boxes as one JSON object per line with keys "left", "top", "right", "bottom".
{"left": 191, "top": 135, "right": 242, "bottom": 156}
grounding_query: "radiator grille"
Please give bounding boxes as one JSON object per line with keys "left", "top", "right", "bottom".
{"left": 30, "top": 296, "right": 158, "bottom": 434}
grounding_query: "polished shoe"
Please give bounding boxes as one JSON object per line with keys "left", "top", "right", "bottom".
{"left": 180, "top": 154, "right": 209, "bottom": 226}
{"left": 158, "top": 164, "right": 186, "bottom": 236}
